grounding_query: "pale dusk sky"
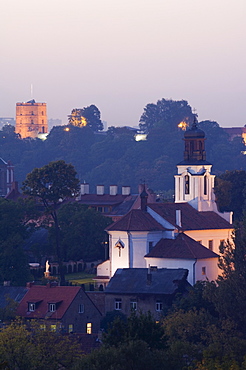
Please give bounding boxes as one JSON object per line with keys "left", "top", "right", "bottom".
{"left": 0, "top": 0, "right": 246, "bottom": 128}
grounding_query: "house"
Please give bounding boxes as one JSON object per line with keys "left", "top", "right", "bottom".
{"left": 96, "top": 116, "right": 233, "bottom": 285}
{"left": 16, "top": 283, "right": 102, "bottom": 334}
{"left": 105, "top": 267, "right": 191, "bottom": 319}
{"left": 0, "top": 286, "right": 28, "bottom": 321}
{"left": 0, "top": 158, "right": 14, "bottom": 197}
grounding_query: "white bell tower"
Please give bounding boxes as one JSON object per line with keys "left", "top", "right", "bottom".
{"left": 174, "top": 116, "right": 217, "bottom": 212}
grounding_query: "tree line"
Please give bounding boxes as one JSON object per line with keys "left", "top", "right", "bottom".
{"left": 1, "top": 99, "right": 246, "bottom": 194}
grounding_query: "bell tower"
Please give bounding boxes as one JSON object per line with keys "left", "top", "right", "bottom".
{"left": 174, "top": 116, "right": 216, "bottom": 212}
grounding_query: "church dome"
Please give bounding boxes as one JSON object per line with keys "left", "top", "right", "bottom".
{"left": 184, "top": 116, "right": 205, "bottom": 139}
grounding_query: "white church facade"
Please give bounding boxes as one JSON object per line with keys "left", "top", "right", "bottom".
{"left": 96, "top": 117, "right": 233, "bottom": 286}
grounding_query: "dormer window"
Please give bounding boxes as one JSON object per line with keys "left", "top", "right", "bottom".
{"left": 49, "top": 303, "right": 56, "bottom": 312}
{"left": 28, "top": 302, "right": 35, "bottom": 312}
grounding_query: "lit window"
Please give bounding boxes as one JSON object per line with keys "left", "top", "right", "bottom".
{"left": 68, "top": 324, "right": 73, "bottom": 333}
{"left": 115, "top": 298, "right": 122, "bottom": 310}
{"left": 202, "top": 267, "right": 206, "bottom": 275}
{"left": 40, "top": 324, "right": 46, "bottom": 330}
{"left": 50, "top": 325, "right": 57, "bottom": 332}
{"left": 78, "top": 304, "right": 84, "bottom": 313}
{"left": 28, "top": 303, "right": 35, "bottom": 312}
{"left": 130, "top": 300, "right": 137, "bottom": 311}
{"left": 156, "top": 301, "right": 163, "bottom": 312}
{"left": 208, "top": 240, "right": 213, "bottom": 251}
{"left": 49, "top": 303, "right": 56, "bottom": 312}
{"left": 87, "top": 323, "right": 92, "bottom": 334}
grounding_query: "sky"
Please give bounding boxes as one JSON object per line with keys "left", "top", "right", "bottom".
{"left": 0, "top": 0, "right": 246, "bottom": 128}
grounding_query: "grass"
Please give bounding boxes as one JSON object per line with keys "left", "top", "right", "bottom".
{"left": 65, "top": 272, "right": 96, "bottom": 286}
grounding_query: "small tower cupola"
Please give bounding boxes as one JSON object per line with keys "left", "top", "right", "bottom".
{"left": 140, "top": 185, "right": 148, "bottom": 212}
{"left": 184, "top": 115, "right": 206, "bottom": 162}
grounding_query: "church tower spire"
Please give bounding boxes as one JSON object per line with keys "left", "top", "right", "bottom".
{"left": 183, "top": 115, "right": 206, "bottom": 162}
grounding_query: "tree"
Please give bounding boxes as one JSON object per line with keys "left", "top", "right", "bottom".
{"left": 22, "top": 160, "right": 80, "bottom": 284}
{"left": 68, "top": 105, "right": 103, "bottom": 132}
{"left": 49, "top": 203, "right": 112, "bottom": 261}
{"left": 139, "top": 98, "right": 193, "bottom": 133}
{"left": 0, "top": 198, "right": 35, "bottom": 285}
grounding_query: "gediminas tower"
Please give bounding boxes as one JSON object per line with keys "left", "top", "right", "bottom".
{"left": 15, "top": 99, "right": 48, "bottom": 139}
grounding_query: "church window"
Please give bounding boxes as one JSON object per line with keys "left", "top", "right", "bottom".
{"left": 208, "top": 240, "right": 213, "bottom": 251}
{"left": 185, "top": 175, "right": 190, "bottom": 194}
{"left": 156, "top": 300, "right": 163, "bottom": 312}
{"left": 149, "top": 241, "right": 154, "bottom": 252}
{"left": 204, "top": 175, "right": 207, "bottom": 195}
{"left": 115, "top": 298, "right": 122, "bottom": 310}
{"left": 202, "top": 267, "right": 206, "bottom": 275}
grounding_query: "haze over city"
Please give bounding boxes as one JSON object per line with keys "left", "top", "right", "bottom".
{"left": 1, "top": 0, "right": 246, "bottom": 127}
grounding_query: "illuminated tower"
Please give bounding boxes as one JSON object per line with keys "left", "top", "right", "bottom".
{"left": 174, "top": 116, "right": 216, "bottom": 212}
{"left": 15, "top": 99, "right": 48, "bottom": 139}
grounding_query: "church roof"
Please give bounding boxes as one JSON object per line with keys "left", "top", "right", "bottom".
{"left": 148, "top": 202, "right": 232, "bottom": 231}
{"left": 106, "top": 209, "right": 166, "bottom": 232}
{"left": 145, "top": 233, "right": 219, "bottom": 259}
{"left": 105, "top": 268, "right": 189, "bottom": 295}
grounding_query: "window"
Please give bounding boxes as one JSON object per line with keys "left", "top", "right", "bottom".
{"left": 78, "top": 304, "right": 84, "bottom": 313}
{"left": 49, "top": 303, "right": 56, "bottom": 312}
{"left": 87, "top": 323, "right": 92, "bottom": 334}
{"left": 204, "top": 175, "right": 207, "bottom": 195}
{"left": 156, "top": 301, "right": 163, "bottom": 312}
{"left": 68, "top": 324, "right": 73, "bottom": 333}
{"left": 185, "top": 175, "right": 190, "bottom": 194}
{"left": 130, "top": 300, "right": 137, "bottom": 311}
{"left": 50, "top": 325, "right": 57, "bottom": 332}
{"left": 97, "top": 206, "right": 102, "bottom": 213}
{"left": 28, "top": 303, "right": 35, "bottom": 312}
{"left": 220, "top": 240, "right": 225, "bottom": 249}
{"left": 202, "top": 267, "right": 206, "bottom": 276}
{"left": 208, "top": 240, "right": 213, "bottom": 251}
{"left": 40, "top": 324, "right": 46, "bottom": 330}
{"left": 149, "top": 241, "right": 154, "bottom": 252}
{"left": 115, "top": 298, "right": 122, "bottom": 310}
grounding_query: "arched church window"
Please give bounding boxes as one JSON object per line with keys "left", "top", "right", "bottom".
{"left": 185, "top": 175, "right": 190, "bottom": 194}
{"left": 204, "top": 175, "right": 207, "bottom": 195}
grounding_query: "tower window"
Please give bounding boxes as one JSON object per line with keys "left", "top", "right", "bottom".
{"left": 202, "top": 267, "right": 206, "bottom": 275}
{"left": 208, "top": 240, "right": 213, "bottom": 251}
{"left": 204, "top": 175, "right": 207, "bottom": 195}
{"left": 185, "top": 175, "right": 190, "bottom": 194}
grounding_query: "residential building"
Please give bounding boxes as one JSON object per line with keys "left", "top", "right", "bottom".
{"left": 16, "top": 284, "right": 102, "bottom": 334}
{"left": 0, "top": 158, "right": 14, "bottom": 196}
{"left": 105, "top": 268, "right": 191, "bottom": 319}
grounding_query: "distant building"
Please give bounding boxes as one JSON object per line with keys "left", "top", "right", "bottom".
{"left": 223, "top": 127, "right": 246, "bottom": 143}
{"left": 0, "top": 158, "right": 14, "bottom": 196}
{"left": 15, "top": 99, "right": 48, "bottom": 139}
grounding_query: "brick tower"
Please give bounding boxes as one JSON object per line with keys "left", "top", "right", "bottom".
{"left": 15, "top": 99, "right": 48, "bottom": 139}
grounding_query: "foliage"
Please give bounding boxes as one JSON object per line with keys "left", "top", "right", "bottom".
{"left": 74, "top": 340, "right": 168, "bottom": 370}
{"left": 139, "top": 98, "right": 193, "bottom": 133}
{"left": 0, "top": 319, "right": 83, "bottom": 369}
{"left": 214, "top": 170, "right": 246, "bottom": 220}
{"left": 22, "top": 160, "right": 80, "bottom": 284}
{"left": 0, "top": 198, "right": 34, "bottom": 285}
{"left": 68, "top": 105, "right": 103, "bottom": 132}
{"left": 49, "top": 203, "right": 112, "bottom": 261}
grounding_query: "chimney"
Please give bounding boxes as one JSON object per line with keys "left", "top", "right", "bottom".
{"left": 176, "top": 209, "right": 182, "bottom": 227}
{"left": 97, "top": 185, "right": 104, "bottom": 195}
{"left": 110, "top": 185, "right": 118, "bottom": 196}
{"left": 80, "top": 183, "right": 89, "bottom": 195}
{"left": 147, "top": 265, "right": 152, "bottom": 285}
{"left": 122, "top": 186, "right": 131, "bottom": 196}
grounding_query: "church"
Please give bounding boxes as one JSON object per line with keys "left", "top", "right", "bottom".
{"left": 96, "top": 117, "right": 233, "bottom": 286}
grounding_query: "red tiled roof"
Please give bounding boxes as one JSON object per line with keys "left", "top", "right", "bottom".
{"left": 16, "top": 285, "right": 81, "bottom": 319}
{"left": 146, "top": 233, "right": 219, "bottom": 259}
{"left": 78, "top": 194, "right": 129, "bottom": 206}
{"left": 106, "top": 209, "right": 166, "bottom": 232}
{"left": 148, "top": 202, "right": 232, "bottom": 231}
